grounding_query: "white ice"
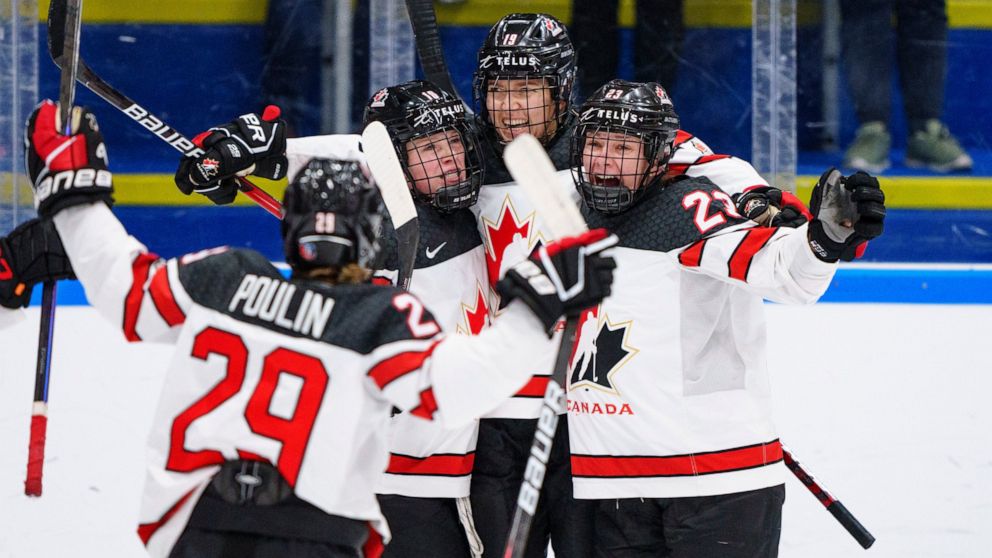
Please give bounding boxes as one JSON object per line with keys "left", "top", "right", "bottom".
{"left": 1, "top": 304, "right": 989, "bottom": 557}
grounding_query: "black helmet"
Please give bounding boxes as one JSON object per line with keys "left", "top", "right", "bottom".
{"left": 571, "top": 80, "right": 681, "bottom": 214}
{"left": 362, "top": 80, "right": 483, "bottom": 211}
{"left": 473, "top": 13, "right": 576, "bottom": 145}
{"left": 281, "top": 158, "right": 386, "bottom": 273}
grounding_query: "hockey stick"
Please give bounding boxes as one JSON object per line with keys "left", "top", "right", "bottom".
{"left": 501, "top": 134, "right": 588, "bottom": 557}
{"left": 782, "top": 445, "right": 875, "bottom": 549}
{"left": 361, "top": 121, "right": 419, "bottom": 290}
{"left": 24, "top": 0, "right": 83, "bottom": 498}
{"left": 404, "top": 0, "right": 460, "bottom": 101}
{"left": 45, "top": 17, "right": 282, "bottom": 218}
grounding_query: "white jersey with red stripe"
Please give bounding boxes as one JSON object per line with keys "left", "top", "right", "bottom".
{"left": 373, "top": 204, "right": 491, "bottom": 498}
{"left": 667, "top": 130, "right": 769, "bottom": 196}
{"left": 51, "top": 202, "right": 554, "bottom": 557}
{"left": 288, "top": 133, "right": 491, "bottom": 498}
{"left": 567, "top": 175, "right": 836, "bottom": 500}
{"left": 471, "top": 169, "right": 575, "bottom": 419}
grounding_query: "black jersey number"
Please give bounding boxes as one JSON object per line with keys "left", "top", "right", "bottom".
{"left": 682, "top": 190, "right": 742, "bottom": 234}
{"left": 166, "top": 327, "right": 329, "bottom": 487}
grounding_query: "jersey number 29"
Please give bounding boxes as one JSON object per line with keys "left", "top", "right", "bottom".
{"left": 166, "top": 327, "right": 328, "bottom": 487}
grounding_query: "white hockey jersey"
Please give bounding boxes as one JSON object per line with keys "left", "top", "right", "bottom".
{"left": 472, "top": 126, "right": 771, "bottom": 419}
{"left": 288, "top": 134, "right": 491, "bottom": 498}
{"left": 566, "top": 175, "right": 835, "bottom": 500}
{"left": 52, "top": 202, "right": 554, "bottom": 557}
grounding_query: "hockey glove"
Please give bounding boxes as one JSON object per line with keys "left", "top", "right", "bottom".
{"left": 25, "top": 100, "right": 114, "bottom": 218}
{"left": 734, "top": 186, "right": 811, "bottom": 228}
{"left": 497, "top": 229, "right": 617, "bottom": 335}
{"left": 0, "top": 218, "right": 75, "bottom": 309}
{"left": 174, "top": 106, "right": 288, "bottom": 205}
{"left": 807, "top": 169, "right": 886, "bottom": 262}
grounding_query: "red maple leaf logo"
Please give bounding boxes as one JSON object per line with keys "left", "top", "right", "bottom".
{"left": 462, "top": 285, "right": 491, "bottom": 335}
{"left": 482, "top": 201, "right": 532, "bottom": 286}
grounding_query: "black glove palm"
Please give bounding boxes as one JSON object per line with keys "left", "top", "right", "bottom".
{"left": 497, "top": 229, "right": 618, "bottom": 335}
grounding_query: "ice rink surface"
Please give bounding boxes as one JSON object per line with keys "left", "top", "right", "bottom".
{"left": 0, "top": 303, "right": 989, "bottom": 557}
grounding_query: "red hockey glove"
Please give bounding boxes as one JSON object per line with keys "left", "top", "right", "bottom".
{"left": 807, "top": 169, "right": 886, "bottom": 262}
{"left": 0, "top": 218, "right": 75, "bottom": 309}
{"left": 25, "top": 100, "right": 114, "bottom": 217}
{"left": 174, "top": 106, "right": 288, "bottom": 205}
{"left": 497, "top": 229, "right": 618, "bottom": 335}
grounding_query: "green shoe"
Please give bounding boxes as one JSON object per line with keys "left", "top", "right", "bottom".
{"left": 843, "top": 122, "right": 891, "bottom": 173}
{"left": 906, "top": 119, "right": 973, "bottom": 172}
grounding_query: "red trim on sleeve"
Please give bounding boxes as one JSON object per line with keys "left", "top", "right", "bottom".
{"left": 149, "top": 265, "right": 186, "bottom": 327}
{"left": 571, "top": 440, "right": 783, "bottom": 478}
{"left": 693, "top": 154, "right": 731, "bottom": 166}
{"left": 410, "top": 388, "right": 439, "bottom": 420}
{"left": 678, "top": 239, "right": 706, "bottom": 268}
{"left": 368, "top": 341, "right": 440, "bottom": 389}
{"left": 673, "top": 130, "right": 693, "bottom": 147}
{"left": 364, "top": 524, "right": 385, "bottom": 558}
{"left": 123, "top": 253, "right": 159, "bottom": 342}
{"left": 728, "top": 228, "right": 778, "bottom": 282}
{"left": 513, "top": 375, "right": 550, "bottom": 398}
{"left": 137, "top": 488, "right": 197, "bottom": 544}
{"left": 386, "top": 452, "right": 476, "bottom": 477}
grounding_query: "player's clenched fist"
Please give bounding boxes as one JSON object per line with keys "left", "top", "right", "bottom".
{"left": 0, "top": 219, "right": 75, "bottom": 309}
{"left": 807, "top": 168, "right": 886, "bottom": 262}
{"left": 497, "top": 229, "right": 618, "bottom": 335}
{"left": 174, "top": 106, "right": 288, "bottom": 205}
{"left": 25, "top": 100, "right": 114, "bottom": 217}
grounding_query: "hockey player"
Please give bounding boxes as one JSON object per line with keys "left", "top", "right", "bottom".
{"left": 16, "top": 99, "right": 617, "bottom": 558}
{"left": 362, "top": 81, "right": 490, "bottom": 558}
{"left": 567, "top": 80, "right": 886, "bottom": 557}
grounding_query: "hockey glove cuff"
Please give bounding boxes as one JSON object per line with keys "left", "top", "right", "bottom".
{"left": 0, "top": 218, "right": 75, "bottom": 309}
{"left": 496, "top": 229, "right": 617, "bottom": 336}
{"left": 26, "top": 101, "right": 114, "bottom": 218}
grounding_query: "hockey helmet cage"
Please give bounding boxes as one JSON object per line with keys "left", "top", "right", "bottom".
{"left": 571, "top": 79, "right": 681, "bottom": 213}
{"left": 281, "top": 158, "right": 386, "bottom": 273}
{"left": 473, "top": 13, "right": 576, "bottom": 144}
{"left": 363, "top": 80, "right": 483, "bottom": 211}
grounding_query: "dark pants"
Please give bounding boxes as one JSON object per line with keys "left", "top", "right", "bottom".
{"left": 169, "top": 461, "right": 368, "bottom": 558}
{"left": 470, "top": 417, "right": 594, "bottom": 558}
{"left": 377, "top": 494, "right": 471, "bottom": 558}
{"left": 571, "top": 0, "right": 684, "bottom": 97}
{"left": 840, "top": 0, "right": 948, "bottom": 131}
{"left": 592, "top": 484, "right": 786, "bottom": 558}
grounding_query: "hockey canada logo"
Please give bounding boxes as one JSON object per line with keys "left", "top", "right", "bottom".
{"left": 370, "top": 88, "right": 389, "bottom": 107}
{"left": 481, "top": 197, "right": 537, "bottom": 288}
{"left": 456, "top": 284, "right": 492, "bottom": 336}
{"left": 544, "top": 17, "right": 562, "bottom": 37}
{"left": 199, "top": 158, "right": 220, "bottom": 179}
{"left": 568, "top": 307, "right": 638, "bottom": 395}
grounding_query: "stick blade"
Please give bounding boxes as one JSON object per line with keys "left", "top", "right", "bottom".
{"left": 361, "top": 121, "right": 419, "bottom": 290}
{"left": 503, "top": 134, "right": 587, "bottom": 239}
{"left": 46, "top": 0, "right": 68, "bottom": 63}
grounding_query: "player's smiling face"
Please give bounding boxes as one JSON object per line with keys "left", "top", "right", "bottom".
{"left": 404, "top": 129, "right": 468, "bottom": 196}
{"left": 582, "top": 130, "right": 657, "bottom": 191}
{"left": 486, "top": 77, "right": 559, "bottom": 143}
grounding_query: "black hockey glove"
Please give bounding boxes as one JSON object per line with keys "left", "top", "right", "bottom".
{"left": 0, "top": 218, "right": 75, "bottom": 309}
{"left": 733, "top": 186, "right": 810, "bottom": 229}
{"left": 807, "top": 169, "right": 886, "bottom": 262}
{"left": 174, "top": 106, "right": 288, "bottom": 205}
{"left": 25, "top": 100, "right": 114, "bottom": 218}
{"left": 497, "top": 229, "right": 618, "bottom": 335}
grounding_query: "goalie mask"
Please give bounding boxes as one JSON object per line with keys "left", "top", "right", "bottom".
{"left": 281, "top": 158, "right": 386, "bottom": 273}
{"left": 473, "top": 13, "right": 576, "bottom": 146}
{"left": 363, "top": 80, "right": 483, "bottom": 212}
{"left": 571, "top": 79, "right": 681, "bottom": 214}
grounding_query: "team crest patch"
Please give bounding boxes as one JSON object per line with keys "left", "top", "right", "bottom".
{"left": 198, "top": 158, "right": 220, "bottom": 179}
{"left": 299, "top": 242, "right": 318, "bottom": 261}
{"left": 569, "top": 307, "right": 638, "bottom": 396}
{"left": 544, "top": 17, "right": 562, "bottom": 36}
{"left": 654, "top": 86, "right": 672, "bottom": 105}
{"left": 370, "top": 88, "right": 389, "bottom": 107}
